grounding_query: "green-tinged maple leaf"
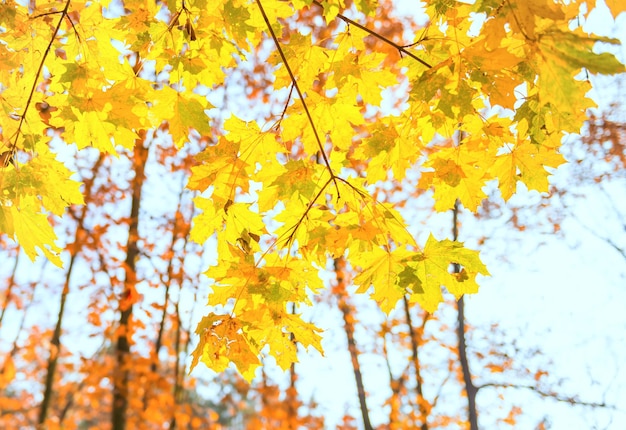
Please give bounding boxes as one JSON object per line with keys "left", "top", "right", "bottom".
{"left": 270, "top": 33, "right": 328, "bottom": 90}
{"left": 169, "top": 53, "right": 217, "bottom": 89}
{"left": 353, "top": 0, "right": 378, "bottom": 16}
{"left": 262, "top": 160, "right": 318, "bottom": 208}
{"left": 355, "top": 119, "right": 419, "bottom": 183}
{"left": 408, "top": 234, "right": 489, "bottom": 313}
{"left": 533, "top": 28, "right": 624, "bottom": 123}
{"left": 0, "top": 144, "right": 82, "bottom": 266}
{"left": 291, "top": 0, "right": 314, "bottom": 8}
{"left": 223, "top": 0, "right": 257, "bottom": 44}
{"left": 150, "top": 87, "right": 212, "bottom": 147}
{"left": 352, "top": 233, "right": 488, "bottom": 314}
{"left": 319, "top": 0, "right": 345, "bottom": 23}
{"left": 540, "top": 29, "right": 625, "bottom": 76}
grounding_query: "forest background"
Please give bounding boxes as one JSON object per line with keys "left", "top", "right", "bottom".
{"left": 0, "top": 0, "right": 625, "bottom": 429}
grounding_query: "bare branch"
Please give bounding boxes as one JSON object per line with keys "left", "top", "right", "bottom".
{"left": 476, "top": 382, "right": 618, "bottom": 410}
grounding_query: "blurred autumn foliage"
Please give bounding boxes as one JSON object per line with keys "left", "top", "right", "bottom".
{"left": 1, "top": 0, "right": 625, "bottom": 429}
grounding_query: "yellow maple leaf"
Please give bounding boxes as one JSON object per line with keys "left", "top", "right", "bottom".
{"left": 283, "top": 313, "right": 324, "bottom": 353}
{"left": 10, "top": 197, "right": 62, "bottom": 266}
{"left": 605, "top": 0, "right": 626, "bottom": 17}
{"left": 191, "top": 314, "right": 261, "bottom": 382}
{"left": 493, "top": 139, "right": 565, "bottom": 199}
{"left": 354, "top": 246, "right": 411, "bottom": 314}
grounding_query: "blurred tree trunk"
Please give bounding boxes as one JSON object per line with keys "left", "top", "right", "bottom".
{"left": 403, "top": 296, "right": 430, "bottom": 430}
{"left": 453, "top": 200, "right": 478, "bottom": 430}
{"left": 334, "top": 257, "right": 373, "bottom": 430}
{"left": 38, "top": 154, "right": 104, "bottom": 426}
{"left": 0, "top": 250, "right": 19, "bottom": 327}
{"left": 112, "top": 135, "right": 149, "bottom": 430}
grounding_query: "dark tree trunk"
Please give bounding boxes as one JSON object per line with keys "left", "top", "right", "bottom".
{"left": 112, "top": 137, "right": 149, "bottom": 430}
{"left": 453, "top": 200, "right": 479, "bottom": 430}
{"left": 403, "top": 296, "right": 430, "bottom": 430}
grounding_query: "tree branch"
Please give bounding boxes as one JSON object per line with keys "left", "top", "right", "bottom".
{"left": 12, "top": 0, "right": 71, "bottom": 151}
{"left": 311, "top": 0, "right": 432, "bottom": 69}
{"left": 255, "top": 0, "right": 339, "bottom": 195}
{"left": 476, "top": 382, "right": 617, "bottom": 409}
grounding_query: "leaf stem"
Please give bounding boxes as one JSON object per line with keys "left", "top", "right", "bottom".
{"left": 283, "top": 176, "right": 334, "bottom": 249}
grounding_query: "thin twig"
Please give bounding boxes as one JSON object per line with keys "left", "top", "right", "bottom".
{"left": 275, "top": 83, "right": 295, "bottom": 129}
{"left": 476, "top": 382, "right": 616, "bottom": 409}
{"left": 311, "top": 0, "right": 432, "bottom": 69}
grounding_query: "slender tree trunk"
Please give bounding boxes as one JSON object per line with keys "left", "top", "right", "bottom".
{"left": 403, "top": 296, "right": 430, "bottom": 430}
{"left": 143, "top": 191, "right": 187, "bottom": 412}
{"left": 453, "top": 200, "right": 479, "bottom": 430}
{"left": 171, "top": 265, "right": 202, "bottom": 429}
{"left": 38, "top": 155, "right": 104, "bottom": 426}
{"left": 112, "top": 136, "right": 149, "bottom": 430}
{"left": 0, "top": 250, "right": 19, "bottom": 328}
{"left": 1, "top": 280, "right": 34, "bottom": 374}
{"left": 37, "top": 257, "right": 75, "bottom": 426}
{"left": 169, "top": 237, "right": 194, "bottom": 428}
{"left": 381, "top": 328, "right": 404, "bottom": 429}
{"left": 169, "top": 301, "right": 182, "bottom": 429}
{"left": 334, "top": 257, "right": 373, "bottom": 430}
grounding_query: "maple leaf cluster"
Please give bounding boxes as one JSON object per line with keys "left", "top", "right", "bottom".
{"left": 0, "top": 0, "right": 624, "bottom": 379}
